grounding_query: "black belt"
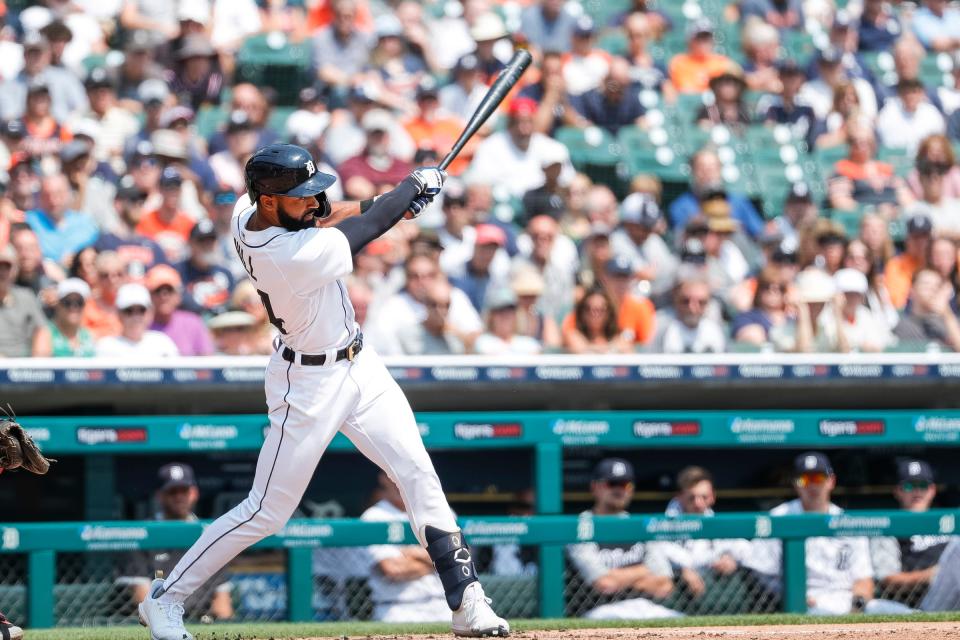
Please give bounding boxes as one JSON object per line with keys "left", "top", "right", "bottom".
{"left": 280, "top": 333, "right": 363, "bottom": 366}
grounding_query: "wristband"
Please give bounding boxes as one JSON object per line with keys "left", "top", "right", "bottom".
{"left": 359, "top": 195, "right": 382, "bottom": 214}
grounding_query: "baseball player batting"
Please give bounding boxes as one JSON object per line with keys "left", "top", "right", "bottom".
{"left": 138, "top": 143, "right": 510, "bottom": 639}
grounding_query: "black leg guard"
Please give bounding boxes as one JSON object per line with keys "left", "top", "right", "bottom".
{"left": 425, "top": 525, "right": 479, "bottom": 610}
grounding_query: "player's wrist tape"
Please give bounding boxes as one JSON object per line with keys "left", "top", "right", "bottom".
{"left": 425, "top": 525, "right": 478, "bottom": 610}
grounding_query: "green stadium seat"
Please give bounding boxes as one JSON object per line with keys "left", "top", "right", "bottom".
{"left": 194, "top": 105, "right": 228, "bottom": 140}
{"left": 236, "top": 33, "right": 312, "bottom": 105}
{"left": 581, "top": 0, "right": 631, "bottom": 26}
{"left": 597, "top": 31, "right": 628, "bottom": 57}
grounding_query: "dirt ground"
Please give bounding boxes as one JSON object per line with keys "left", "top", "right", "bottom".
{"left": 309, "top": 621, "right": 960, "bottom": 640}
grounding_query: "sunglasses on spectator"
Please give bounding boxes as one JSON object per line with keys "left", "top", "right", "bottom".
{"left": 99, "top": 270, "right": 125, "bottom": 279}
{"left": 59, "top": 297, "right": 84, "bottom": 309}
{"left": 919, "top": 161, "right": 950, "bottom": 177}
{"left": 795, "top": 472, "right": 829, "bottom": 487}
{"left": 899, "top": 481, "right": 931, "bottom": 492}
{"left": 603, "top": 480, "right": 631, "bottom": 489}
{"left": 762, "top": 284, "right": 785, "bottom": 292}
{"left": 120, "top": 306, "right": 148, "bottom": 316}
{"left": 679, "top": 296, "right": 708, "bottom": 306}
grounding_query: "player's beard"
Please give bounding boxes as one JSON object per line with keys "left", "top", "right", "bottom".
{"left": 276, "top": 194, "right": 332, "bottom": 231}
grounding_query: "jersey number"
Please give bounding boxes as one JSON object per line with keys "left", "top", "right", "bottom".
{"left": 257, "top": 290, "right": 287, "bottom": 334}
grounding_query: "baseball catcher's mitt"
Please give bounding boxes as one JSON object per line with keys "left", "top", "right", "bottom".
{"left": 0, "top": 408, "right": 54, "bottom": 474}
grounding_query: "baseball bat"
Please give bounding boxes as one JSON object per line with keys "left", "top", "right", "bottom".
{"left": 438, "top": 49, "right": 533, "bottom": 171}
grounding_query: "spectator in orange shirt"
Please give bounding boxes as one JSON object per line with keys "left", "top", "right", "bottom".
{"left": 306, "top": 0, "right": 374, "bottom": 34}
{"left": 885, "top": 213, "right": 934, "bottom": 310}
{"left": 82, "top": 250, "right": 126, "bottom": 339}
{"left": 561, "top": 284, "right": 634, "bottom": 354}
{"left": 668, "top": 19, "right": 736, "bottom": 94}
{"left": 403, "top": 78, "right": 472, "bottom": 175}
{"left": 135, "top": 167, "right": 195, "bottom": 263}
{"left": 601, "top": 255, "right": 656, "bottom": 346}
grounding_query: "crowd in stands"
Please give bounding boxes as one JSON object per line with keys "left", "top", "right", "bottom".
{"left": 4, "top": 0, "right": 960, "bottom": 358}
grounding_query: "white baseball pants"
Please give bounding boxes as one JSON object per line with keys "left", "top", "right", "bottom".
{"left": 584, "top": 598, "right": 683, "bottom": 620}
{"left": 922, "top": 538, "right": 960, "bottom": 611}
{"left": 160, "top": 344, "right": 458, "bottom": 603}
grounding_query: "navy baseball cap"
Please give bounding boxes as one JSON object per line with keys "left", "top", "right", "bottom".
{"left": 573, "top": 15, "right": 595, "bottom": 37}
{"left": 454, "top": 53, "right": 480, "bottom": 74}
{"left": 190, "top": 219, "right": 217, "bottom": 241}
{"left": 117, "top": 175, "right": 147, "bottom": 201}
{"left": 158, "top": 463, "right": 196, "bottom": 491}
{"left": 819, "top": 46, "right": 844, "bottom": 66}
{"left": 794, "top": 451, "right": 834, "bottom": 476}
{"left": 686, "top": 18, "right": 715, "bottom": 39}
{"left": 593, "top": 458, "right": 635, "bottom": 483}
{"left": 907, "top": 213, "right": 933, "bottom": 236}
{"left": 897, "top": 459, "right": 934, "bottom": 484}
{"left": 159, "top": 166, "right": 183, "bottom": 188}
{"left": 621, "top": 192, "right": 661, "bottom": 227}
{"left": 777, "top": 60, "right": 805, "bottom": 76}
{"left": 605, "top": 255, "right": 634, "bottom": 277}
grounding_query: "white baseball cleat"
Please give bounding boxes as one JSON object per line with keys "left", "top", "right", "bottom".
{"left": 452, "top": 582, "right": 511, "bottom": 637}
{"left": 137, "top": 579, "right": 194, "bottom": 640}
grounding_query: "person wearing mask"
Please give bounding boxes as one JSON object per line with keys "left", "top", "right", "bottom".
{"left": 96, "top": 283, "right": 179, "bottom": 357}
{"left": 48, "top": 277, "right": 96, "bottom": 357}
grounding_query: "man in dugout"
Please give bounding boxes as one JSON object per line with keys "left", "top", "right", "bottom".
{"left": 116, "top": 463, "right": 234, "bottom": 622}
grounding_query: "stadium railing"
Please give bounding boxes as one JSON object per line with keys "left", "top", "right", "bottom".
{"left": 5, "top": 511, "right": 956, "bottom": 627}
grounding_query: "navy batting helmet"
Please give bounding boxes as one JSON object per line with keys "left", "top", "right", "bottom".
{"left": 244, "top": 143, "right": 336, "bottom": 205}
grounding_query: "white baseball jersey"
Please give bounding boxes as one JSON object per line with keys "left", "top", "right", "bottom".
{"left": 158, "top": 193, "right": 460, "bottom": 609}
{"left": 658, "top": 499, "right": 752, "bottom": 573}
{"left": 746, "top": 499, "right": 873, "bottom": 608}
{"left": 231, "top": 193, "right": 357, "bottom": 353}
{"left": 363, "top": 499, "right": 447, "bottom": 606}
